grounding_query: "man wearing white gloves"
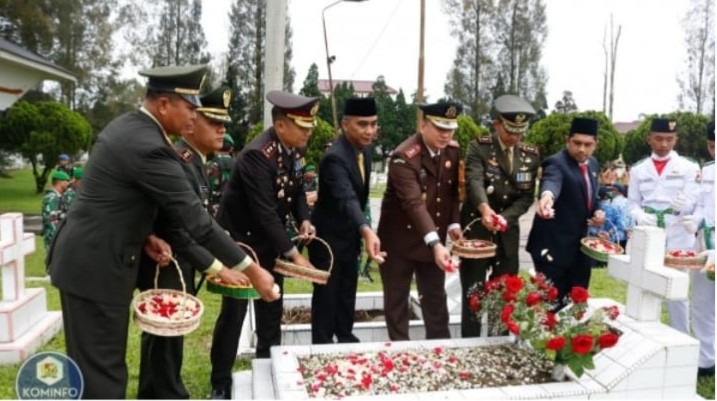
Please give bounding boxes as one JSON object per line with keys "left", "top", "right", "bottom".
{"left": 627, "top": 118, "right": 700, "bottom": 334}
{"left": 683, "top": 121, "right": 715, "bottom": 378}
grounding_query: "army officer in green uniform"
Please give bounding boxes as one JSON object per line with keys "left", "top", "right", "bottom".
{"left": 459, "top": 94, "right": 540, "bottom": 337}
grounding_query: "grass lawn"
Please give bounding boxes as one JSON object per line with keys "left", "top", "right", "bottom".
{"left": 0, "top": 169, "right": 44, "bottom": 215}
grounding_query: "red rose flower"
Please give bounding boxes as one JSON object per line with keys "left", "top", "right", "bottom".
{"left": 503, "top": 291, "right": 517, "bottom": 302}
{"left": 505, "top": 275, "right": 523, "bottom": 293}
{"left": 525, "top": 292, "right": 542, "bottom": 307}
{"left": 542, "top": 311, "right": 557, "bottom": 330}
{"left": 546, "top": 286, "right": 559, "bottom": 301}
{"left": 597, "top": 332, "right": 619, "bottom": 349}
{"left": 507, "top": 322, "right": 520, "bottom": 335}
{"left": 546, "top": 336, "right": 566, "bottom": 351}
{"left": 570, "top": 287, "right": 589, "bottom": 304}
{"left": 501, "top": 304, "right": 515, "bottom": 323}
{"left": 571, "top": 334, "right": 595, "bottom": 355}
{"left": 468, "top": 294, "right": 480, "bottom": 312}
{"left": 603, "top": 305, "right": 620, "bottom": 320}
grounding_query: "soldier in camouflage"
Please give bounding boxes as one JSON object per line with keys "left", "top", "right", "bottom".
{"left": 42, "top": 170, "right": 70, "bottom": 251}
{"left": 60, "top": 167, "right": 83, "bottom": 214}
{"left": 207, "top": 134, "right": 235, "bottom": 217}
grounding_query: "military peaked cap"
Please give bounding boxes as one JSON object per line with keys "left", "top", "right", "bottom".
{"left": 343, "top": 97, "right": 377, "bottom": 117}
{"left": 52, "top": 171, "right": 70, "bottom": 181}
{"left": 650, "top": 118, "right": 677, "bottom": 134}
{"left": 139, "top": 64, "right": 208, "bottom": 107}
{"left": 493, "top": 95, "right": 535, "bottom": 134}
{"left": 420, "top": 101, "right": 463, "bottom": 130}
{"left": 198, "top": 86, "right": 232, "bottom": 123}
{"left": 267, "top": 90, "right": 320, "bottom": 128}
{"left": 570, "top": 117, "right": 599, "bottom": 137}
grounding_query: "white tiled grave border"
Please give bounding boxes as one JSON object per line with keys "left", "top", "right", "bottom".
{"left": 267, "top": 298, "right": 700, "bottom": 400}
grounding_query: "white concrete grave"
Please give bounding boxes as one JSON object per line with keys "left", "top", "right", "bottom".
{"left": 0, "top": 213, "right": 62, "bottom": 364}
{"left": 231, "top": 225, "right": 700, "bottom": 400}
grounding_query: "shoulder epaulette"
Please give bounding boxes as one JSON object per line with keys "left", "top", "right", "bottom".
{"left": 477, "top": 135, "right": 493, "bottom": 144}
{"left": 178, "top": 148, "right": 194, "bottom": 163}
{"left": 447, "top": 140, "right": 459, "bottom": 148}
{"left": 261, "top": 140, "right": 278, "bottom": 159}
{"left": 518, "top": 143, "right": 539, "bottom": 155}
{"left": 403, "top": 143, "right": 422, "bottom": 159}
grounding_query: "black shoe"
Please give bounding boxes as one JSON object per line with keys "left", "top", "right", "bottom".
{"left": 698, "top": 365, "right": 715, "bottom": 378}
{"left": 210, "top": 386, "right": 231, "bottom": 400}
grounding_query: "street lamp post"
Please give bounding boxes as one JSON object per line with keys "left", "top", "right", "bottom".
{"left": 322, "top": 0, "right": 367, "bottom": 135}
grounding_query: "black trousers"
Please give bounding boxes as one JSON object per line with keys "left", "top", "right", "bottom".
{"left": 532, "top": 252, "right": 592, "bottom": 309}
{"left": 310, "top": 252, "right": 360, "bottom": 344}
{"left": 137, "top": 334, "right": 188, "bottom": 399}
{"left": 210, "top": 296, "right": 249, "bottom": 390}
{"left": 60, "top": 291, "right": 129, "bottom": 399}
{"left": 459, "top": 224, "right": 521, "bottom": 337}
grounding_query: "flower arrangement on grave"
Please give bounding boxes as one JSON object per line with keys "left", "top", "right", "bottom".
{"left": 467, "top": 273, "right": 621, "bottom": 378}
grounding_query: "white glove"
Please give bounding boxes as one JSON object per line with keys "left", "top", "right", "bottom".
{"left": 637, "top": 211, "right": 657, "bottom": 226}
{"left": 704, "top": 250, "right": 715, "bottom": 267}
{"left": 670, "top": 192, "right": 688, "bottom": 213}
{"left": 680, "top": 216, "right": 699, "bottom": 235}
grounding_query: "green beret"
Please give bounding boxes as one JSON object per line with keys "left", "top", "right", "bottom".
{"left": 305, "top": 164, "right": 316, "bottom": 172}
{"left": 52, "top": 171, "right": 70, "bottom": 181}
{"left": 72, "top": 167, "right": 84, "bottom": 179}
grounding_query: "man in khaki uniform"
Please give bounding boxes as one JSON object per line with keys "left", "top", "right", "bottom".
{"left": 459, "top": 95, "right": 540, "bottom": 337}
{"left": 378, "top": 101, "right": 463, "bottom": 341}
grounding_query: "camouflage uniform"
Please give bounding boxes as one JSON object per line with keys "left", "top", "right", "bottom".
{"left": 207, "top": 153, "right": 233, "bottom": 217}
{"left": 42, "top": 189, "right": 64, "bottom": 251}
{"left": 60, "top": 187, "right": 77, "bottom": 214}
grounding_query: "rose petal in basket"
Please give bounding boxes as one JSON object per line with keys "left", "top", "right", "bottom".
{"left": 580, "top": 237, "right": 624, "bottom": 263}
{"left": 206, "top": 276, "right": 260, "bottom": 299}
{"left": 452, "top": 239, "right": 497, "bottom": 259}
{"left": 664, "top": 249, "right": 707, "bottom": 270}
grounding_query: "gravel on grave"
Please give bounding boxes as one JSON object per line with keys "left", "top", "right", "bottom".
{"left": 297, "top": 343, "right": 556, "bottom": 398}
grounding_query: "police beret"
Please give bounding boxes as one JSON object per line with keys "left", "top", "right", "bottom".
{"left": 708, "top": 121, "right": 715, "bottom": 141}
{"left": 570, "top": 117, "right": 598, "bottom": 137}
{"left": 59, "top": 153, "right": 70, "bottom": 161}
{"left": 343, "top": 97, "right": 377, "bottom": 117}
{"left": 419, "top": 101, "right": 463, "bottom": 130}
{"left": 52, "top": 171, "right": 70, "bottom": 181}
{"left": 650, "top": 118, "right": 677, "bottom": 134}
{"left": 493, "top": 95, "right": 535, "bottom": 134}
{"left": 267, "top": 90, "right": 320, "bottom": 128}
{"left": 138, "top": 64, "right": 207, "bottom": 107}
{"left": 198, "top": 86, "right": 232, "bottom": 124}
{"left": 72, "top": 167, "right": 84, "bottom": 179}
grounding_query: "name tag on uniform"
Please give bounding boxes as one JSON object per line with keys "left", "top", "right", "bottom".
{"left": 639, "top": 178, "right": 654, "bottom": 184}
{"left": 486, "top": 166, "right": 501, "bottom": 176}
{"left": 665, "top": 174, "right": 683, "bottom": 181}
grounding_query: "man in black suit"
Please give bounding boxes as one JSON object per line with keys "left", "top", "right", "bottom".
{"left": 309, "top": 97, "right": 384, "bottom": 344}
{"left": 47, "top": 65, "right": 278, "bottom": 399}
{"left": 210, "top": 90, "right": 319, "bottom": 398}
{"left": 526, "top": 117, "right": 605, "bottom": 306}
{"left": 135, "top": 87, "right": 250, "bottom": 399}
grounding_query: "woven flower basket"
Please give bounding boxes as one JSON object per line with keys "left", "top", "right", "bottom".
{"left": 206, "top": 242, "right": 260, "bottom": 299}
{"left": 452, "top": 217, "right": 497, "bottom": 259}
{"left": 664, "top": 250, "right": 707, "bottom": 270}
{"left": 132, "top": 258, "right": 204, "bottom": 337}
{"left": 580, "top": 237, "right": 624, "bottom": 263}
{"left": 274, "top": 236, "right": 333, "bottom": 285}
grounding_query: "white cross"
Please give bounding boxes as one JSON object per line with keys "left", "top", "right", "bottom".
{"left": 0, "top": 213, "right": 35, "bottom": 302}
{"left": 607, "top": 226, "right": 690, "bottom": 321}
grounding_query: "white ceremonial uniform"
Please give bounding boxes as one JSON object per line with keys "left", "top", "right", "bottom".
{"left": 690, "top": 161, "right": 715, "bottom": 370}
{"left": 627, "top": 150, "right": 700, "bottom": 334}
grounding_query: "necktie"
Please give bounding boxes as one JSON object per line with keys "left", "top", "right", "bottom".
{"left": 504, "top": 147, "right": 513, "bottom": 175}
{"left": 652, "top": 158, "right": 669, "bottom": 176}
{"left": 579, "top": 163, "right": 592, "bottom": 210}
{"left": 357, "top": 152, "right": 365, "bottom": 183}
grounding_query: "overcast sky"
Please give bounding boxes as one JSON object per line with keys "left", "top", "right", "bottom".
{"left": 201, "top": 0, "right": 692, "bottom": 122}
